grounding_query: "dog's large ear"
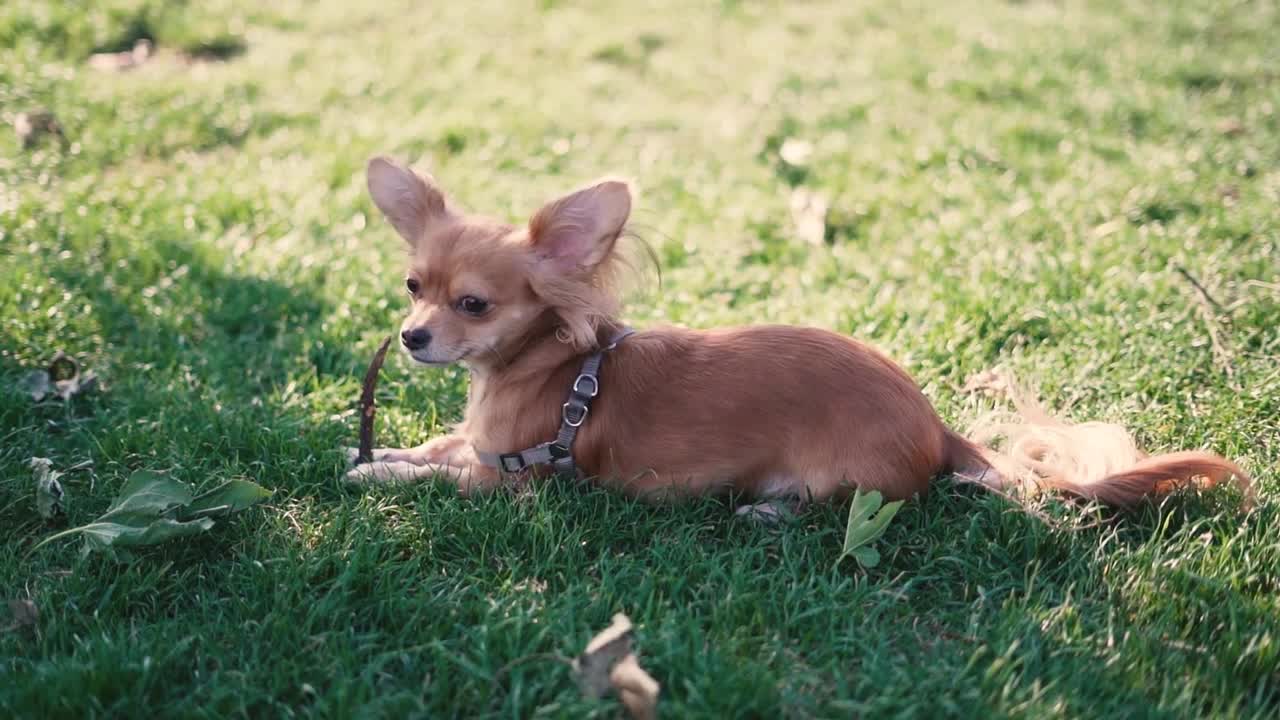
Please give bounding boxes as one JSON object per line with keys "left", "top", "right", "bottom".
{"left": 366, "top": 157, "right": 448, "bottom": 245}
{"left": 528, "top": 179, "right": 631, "bottom": 272}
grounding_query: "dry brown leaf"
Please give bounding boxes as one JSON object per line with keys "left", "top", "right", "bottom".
{"left": 778, "top": 138, "right": 813, "bottom": 166}
{"left": 610, "top": 654, "right": 660, "bottom": 720}
{"left": 1090, "top": 218, "right": 1123, "bottom": 239}
{"left": 963, "top": 369, "right": 1012, "bottom": 397}
{"left": 790, "top": 187, "right": 829, "bottom": 245}
{"left": 4, "top": 599, "right": 38, "bottom": 633}
{"left": 10, "top": 599, "right": 38, "bottom": 625}
{"left": 14, "top": 109, "right": 64, "bottom": 149}
{"left": 88, "top": 39, "right": 153, "bottom": 72}
{"left": 31, "top": 457, "right": 66, "bottom": 519}
{"left": 1215, "top": 118, "right": 1245, "bottom": 136}
{"left": 18, "top": 352, "right": 99, "bottom": 403}
{"left": 573, "top": 614, "right": 660, "bottom": 718}
{"left": 573, "top": 613, "right": 634, "bottom": 697}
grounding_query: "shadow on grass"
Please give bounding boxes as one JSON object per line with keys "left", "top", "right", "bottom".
{"left": 86, "top": 5, "right": 247, "bottom": 61}
{"left": 0, "top": 234, "right": 383, "bottom": 547}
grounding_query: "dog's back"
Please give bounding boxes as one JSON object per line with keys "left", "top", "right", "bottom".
{"left": 579, "top": 325, "right": 951, "bottom": 501}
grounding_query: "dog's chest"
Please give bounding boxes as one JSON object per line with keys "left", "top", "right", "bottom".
{"left": 463, "top": 375, "right": 558, "bottom": 455}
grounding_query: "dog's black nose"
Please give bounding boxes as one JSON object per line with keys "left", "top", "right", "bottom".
{"left": 401, "top": 328, "right": 432, "bottom": 351}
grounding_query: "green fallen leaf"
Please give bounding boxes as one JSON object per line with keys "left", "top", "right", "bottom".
{"left": 34, "top": 471, "right": 270, "bottom": 555}
{"left": 99, "top": 471, "right": 193, "bottom": 520}
{"left": 838, "top": 487, "right": 903, "bottom": 570}
{"left": 846, "top": 488, "right": 884, "bottom": 529}
{"left": 850, "top": 545, "right": 880, "bottom": 568}
{"left": 183, "top": 480, "right": 273, "bottom": 519}
{"left": 72, "top": 517, "right": 216, "bottom": 552}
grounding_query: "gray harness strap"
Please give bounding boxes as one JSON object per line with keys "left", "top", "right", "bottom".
{"left": 474, "top": 327, "right": 635, "bottom": 477}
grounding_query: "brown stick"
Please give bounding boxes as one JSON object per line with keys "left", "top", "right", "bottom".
{"left": 357, "top": 336, "right": 394, "bottom": 464}
{"left": 1173, "top": 265, "right": 1237, "bottom": 381}
{"left": 1174, "top": 265, "right": 1227, "bottom": 312}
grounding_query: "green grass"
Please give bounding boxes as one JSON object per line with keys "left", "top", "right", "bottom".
{"left": 3, "top": 0, "right": 1279, "bottom": 716}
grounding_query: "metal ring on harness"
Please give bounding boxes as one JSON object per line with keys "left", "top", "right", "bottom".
{"left": 562, "top": 401, "right": 588, "bottom": 427}
{"left": 472, "top": 326, "right": 635, "bottom": 476}
{"left": 572, "top": 374, "right": 600, "bottom": 398}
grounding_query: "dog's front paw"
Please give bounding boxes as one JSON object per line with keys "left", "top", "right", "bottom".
{"left": 344, "top": 460, "right": 423, "bottom": 486}
{"left": 735, "top": 501, "right": 796, "bottom": 526}
{"left": 344, "top": 447, "right": 420, "bottom": 467}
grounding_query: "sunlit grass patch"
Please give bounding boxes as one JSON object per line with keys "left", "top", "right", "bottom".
{"left": 2, "top": 0, "right": 1278, "bottom": 716}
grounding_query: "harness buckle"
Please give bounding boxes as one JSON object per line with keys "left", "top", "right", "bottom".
{"left": 481, "top": 328, "right": 633, "bottom": 475}
{"left": 497, "top": 452, "right": 527, "bottom": 473}
{"left": 562, "top": 401, "right": 589, "bottom": 427}
{"left": 572, "top": 373, "right": 599, "bottom": 398}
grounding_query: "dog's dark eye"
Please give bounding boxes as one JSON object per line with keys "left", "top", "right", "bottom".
{"left": 456, "top": 296, "right": 490, "bottom": 316}
{"left": 405, "top": 277, "right": 420, "bottom": 295}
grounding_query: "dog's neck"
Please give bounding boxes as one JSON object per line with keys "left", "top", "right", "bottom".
{"left": 464, "top": 314, "right": 619, "bottom": 408}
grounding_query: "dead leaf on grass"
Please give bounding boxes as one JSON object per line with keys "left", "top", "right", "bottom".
{"left": 30, "top": 457, "right": 66, "bottom": 519}
{"left": 14, "top": 109, "right": 65, "bottom": 149}
{"left": 88, "top": 39, "right": 153, "bottom": 72}
{"left": 963, "top": 369, "right": 1013, "bottom": 397}
{"left": 778, "top": 137, "right": 813, "bottom": 166}
{"left": 1216, "top": 118, "right": 1245, "bottom": 136}
{"left": 790, "top": 187, "right": 829, "bottom": 245}
{"left": 17, "top": 352, "right": 99, "bottom": 402}
{"left": 3, "top": 599, "right": 39, "bottom": 633}
{"left": 573, "top": 614, "right": 660, "bottom": 719}
{"left": 610, "top": 654, "right": 661, "bottom": 720}
{"left": 574, "top": 614, "right": 634, "bottom": 697}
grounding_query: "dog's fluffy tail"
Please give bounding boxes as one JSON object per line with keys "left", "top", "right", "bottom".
{"left": 943, "top": 375, "right": 1253, "bottom": 508}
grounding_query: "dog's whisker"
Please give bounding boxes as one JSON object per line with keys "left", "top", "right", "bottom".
{"left": 482, "top": 343, "right": 508, "bottom": 369}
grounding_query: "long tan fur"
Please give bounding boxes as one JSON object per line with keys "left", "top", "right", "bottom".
{"left": 949, "top": 376, "right": 1253, "bottom": 508}
{"left": 350, "top": 157, "right": 1253, "bottom": 511}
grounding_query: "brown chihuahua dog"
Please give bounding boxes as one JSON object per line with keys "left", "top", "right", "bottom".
{"left": 346, "top": 157, "right": 1250, "bottom": 510}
